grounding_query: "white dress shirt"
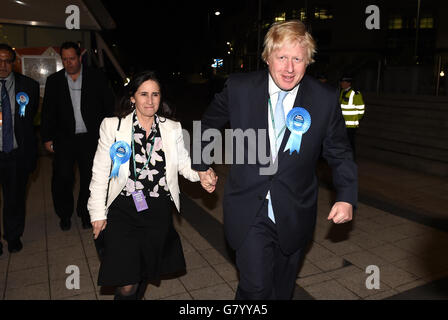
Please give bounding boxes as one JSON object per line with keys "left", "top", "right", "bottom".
{"left": 266, "top": 74, "right": 300, "bottom": 205}
{"left": 65, "top": 66, "right": 87, "bottom": 134}
{"left": 267, "top": 74, "right": 300, "bottom": 161}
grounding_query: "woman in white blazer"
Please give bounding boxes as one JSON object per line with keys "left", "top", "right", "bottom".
{"left": 87, "top": 71, "right": 216, "bottom": 300}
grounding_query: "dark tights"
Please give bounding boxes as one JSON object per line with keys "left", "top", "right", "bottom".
{"left": 114, "top": 283, "right": 139, "bottom": 300}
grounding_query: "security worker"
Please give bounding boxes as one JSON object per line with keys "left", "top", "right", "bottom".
{"left": 339, "top": 75, "right": 365, "bottom": 158}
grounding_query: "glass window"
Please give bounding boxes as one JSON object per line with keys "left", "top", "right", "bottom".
{"left": 388, "top": 16, "right": 403, "bottom": 29}
{"left": 291, "top": 8, "right": 306, "bottom": 21}
{"left": 314, "top": 8, "right": 333, "bottom": 20}
{"left": 275, "top": 12, "right": 286, "bottom": 22}
{"left": 420, "top": 15, "right": 434, "bottom": 29}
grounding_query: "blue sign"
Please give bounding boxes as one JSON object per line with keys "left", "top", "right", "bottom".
{"left": 212, "top": 58, "right": 223, "bottom": 68}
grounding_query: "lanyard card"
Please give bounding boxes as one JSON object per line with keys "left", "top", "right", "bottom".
{"left": 132, "top": 190, "right": 148, "bottom": 212}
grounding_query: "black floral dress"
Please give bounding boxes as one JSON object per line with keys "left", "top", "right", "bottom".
{"left": 98, "top": 114, "right": 186, "bottom": 287}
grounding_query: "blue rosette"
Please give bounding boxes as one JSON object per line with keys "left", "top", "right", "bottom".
{"left": 284, "top": 107, "right": 311, "bottom": 155}
{"left": 109, "top": 141, "right": 131, "bottom": 178}
{"left": 16, "top": 92, "right": 29, "bottom": 117}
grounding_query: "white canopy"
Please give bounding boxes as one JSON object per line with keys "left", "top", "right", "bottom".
{"left": 0, "top": 0, "right": 115, "bottom": 30}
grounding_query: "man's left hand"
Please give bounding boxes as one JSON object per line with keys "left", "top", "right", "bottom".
{"left": 327, "top": 201, "right": 353, "bottom": 224}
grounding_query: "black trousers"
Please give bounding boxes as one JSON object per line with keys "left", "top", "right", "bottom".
{"left": 235, "top": 201, "right": 304, "bottom": 300}
{"left": 51, "top": 134, "right": 96, "bottom": 221}
{"left": 346, "top": 128, "right": 357, "bottom": 159}
{"left": 0, "top": 150, "right": 29, "bottom": 242}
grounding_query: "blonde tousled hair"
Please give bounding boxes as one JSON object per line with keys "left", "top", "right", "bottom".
{"left": 261, "top": 20, "right": 316, "bottom": 65}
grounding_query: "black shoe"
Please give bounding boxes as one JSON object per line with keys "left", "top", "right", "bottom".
{"left": 81, "top": 217, "right": 92, "bottom": 229}
{"left": 60, "top": 219, "right": 71, "bottom": 231}
{"left": 114, "top": 293, "right": 138, "bottom": 300}
{"left": 114, "top": 290, "right": 138, "bottom": 300}
{"left": 8, "top": 239, "right": 23, "bottom": 253}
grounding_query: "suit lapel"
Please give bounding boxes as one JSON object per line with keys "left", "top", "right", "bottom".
{"left": 115, "top": 113, "right": 133, "bottom": 182}
{"left": 13, "top": 73, "right": 21, "bottom": 119}
{"left": 61, "top": 71, "right": 74, "bottom": 118}
{"left": 158, "top": 117, "right": 171, "bottom": 163}
{"left": 277, "top": 75, "right": 312, "bottom": 164}
{"left": 80, "top": 67, "right": 87, "bottom": 117}
{"left": 116, "top": 112, "right": 133, "bottom": 145}
{"left": 12, "top": 73, "right": 22, "bottom": 138}
{"left": 251, "top": 71, "right": 270, "bottom": 160}
{"left": 251, "top": 72, "right": 269, "bottom": 129}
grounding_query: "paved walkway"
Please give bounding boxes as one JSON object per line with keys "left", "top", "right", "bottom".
{"left": 0, "top": 155, "right": 447, "bottom": 300}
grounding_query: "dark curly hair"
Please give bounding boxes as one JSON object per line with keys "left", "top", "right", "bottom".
{"left": 115, "top": 70, "right": 175, "bottom": 121}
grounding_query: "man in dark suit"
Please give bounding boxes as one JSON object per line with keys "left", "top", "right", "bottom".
{"left": 194, "top": 20, "right": 357, "bottom": 299}
{"left": 41, "top": 42, "right": 114, "bottom": 231}
{"left": 0, "top": 43, "right": 39, "bottom": 255}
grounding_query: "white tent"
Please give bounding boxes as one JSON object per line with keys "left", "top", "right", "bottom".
{"left": 0, "top": 0, "right": 115, "bottom": 30}
{"left": 0, "top": 0, "right": 125, "bottom": 81}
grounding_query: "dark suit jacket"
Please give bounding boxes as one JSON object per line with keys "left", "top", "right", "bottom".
{"left": 12, "top": 72, "right": 40, "bottom": 173}
{"left": 193, "top": 70, "right": 358, "bottom": 254}
{"left": 40, "top": 66, "right": 114, "bottom": 150}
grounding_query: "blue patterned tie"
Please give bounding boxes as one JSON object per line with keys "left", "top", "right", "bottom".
{"left": 268, "top": 90, "right": 288, "bottom": 223}
{"left": 1, "top": 80, "right": 13, "bottom": 153}
{"left": 274, "top": 90, "right": 288, "bottom": 156}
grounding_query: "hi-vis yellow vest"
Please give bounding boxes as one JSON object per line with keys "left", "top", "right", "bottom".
{"left": 339, "top": 88, "right": 365, "bottom": 128}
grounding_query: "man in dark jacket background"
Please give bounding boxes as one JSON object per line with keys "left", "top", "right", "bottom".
{"left": 41, "top": 41, "right": 114, "bottom": 231}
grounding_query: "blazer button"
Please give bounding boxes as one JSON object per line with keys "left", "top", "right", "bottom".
{"left": 269, "top": 176, "right": 274, "bottom": 181}
{"left": 258, "top": 195, "right": 264, "bottom": 200}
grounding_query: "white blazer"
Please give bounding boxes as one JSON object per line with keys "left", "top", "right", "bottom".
{"left": 87, "top": 112, "right": 200, "bottom": 222}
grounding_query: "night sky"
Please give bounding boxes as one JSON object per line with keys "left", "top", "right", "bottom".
{"left": 100, "top": 1, "right": 246, "bottom": 75}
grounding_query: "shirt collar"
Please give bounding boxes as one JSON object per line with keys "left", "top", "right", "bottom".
{"left": 268, "top": 73, "right": 300, "bottom": 98}
{"left": 65, "top": 65, "right": 83, "bottom": 82}
{"left": 133, "top": 112, "right": 159, "bottom": 134}
{"left": 0, "top": 72, "right": 14, "bottom": 83}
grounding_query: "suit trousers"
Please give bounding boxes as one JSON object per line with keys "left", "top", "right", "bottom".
{"left": 51, "top": 133, "right": 96, "bottom": 222}
{"left": 0, "top": 150, "right": 29, "bottom": 242}
{"left": 235, "top": 200, "right": 304, "bottom": 300}
{"left": 346, "top": 128, "right": 357, "bottom": 160}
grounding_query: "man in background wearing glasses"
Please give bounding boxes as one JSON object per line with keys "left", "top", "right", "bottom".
{"left": 0, "top": 43, "right": 39, "bottom": 255}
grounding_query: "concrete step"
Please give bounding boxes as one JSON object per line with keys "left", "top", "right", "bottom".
{"left": 358, "top": 127, "right": 448, "bottom": 150}
{"left": 357, "top": 144, "right": 448, "bottom": 177}
{"left": 359, "top": 122, "right": 448, "bottom": 141}
{"left": 358, "top": 135, "right": 448, "bottom": 163}
{"left": 363, "top": 105, "right": 448, "bottom": 121}
{"left": 359, "top": 122, "right": 448, "bottom": 144}
{"left": 355, "top": 94, "right": 448, "bottom": 177}
{"left": 364, "top": 93, "right": 448, "bottom": 109}
{"left": 362, "top": 112, "right": 448, "bottom": 129}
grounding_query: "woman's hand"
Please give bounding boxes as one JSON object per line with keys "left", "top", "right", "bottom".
{"left": 198, "top": 168, "right": 218, "bottom": 193}
{"left": 92, "top": 219, "right": 107, "bottom": 239}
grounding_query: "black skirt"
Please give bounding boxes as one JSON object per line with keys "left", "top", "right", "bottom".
{"left": 97, "top": 194, "right": 186, "bottom": 287}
